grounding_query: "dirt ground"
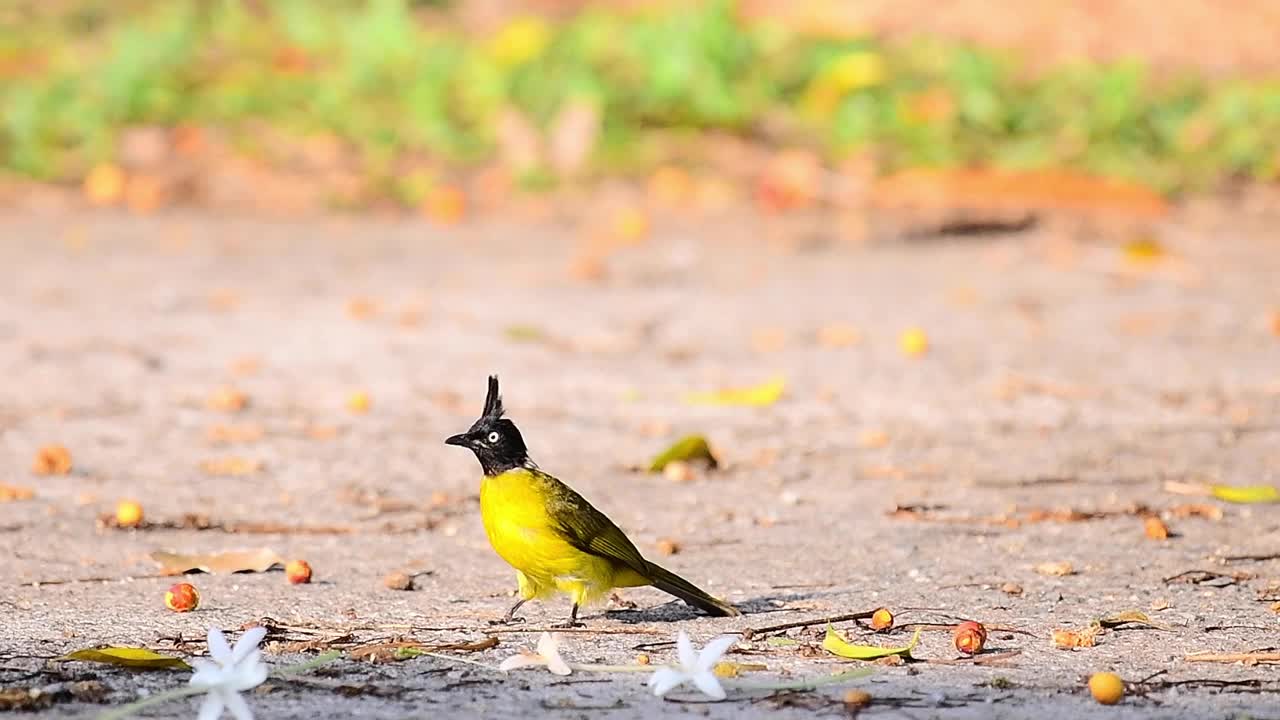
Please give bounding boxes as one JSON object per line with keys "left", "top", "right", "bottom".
{"left": 2, "top": 210, "right": 1279, "bottom": 718}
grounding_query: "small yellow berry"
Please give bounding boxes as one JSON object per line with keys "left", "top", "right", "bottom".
{"left": 115, "top": 500, "right": 144, "bottom": 528}
{"left": 285, "top": 560, "right": 313, "bottom": 584}
{"left": 1089, "top": 672, "right": 1125, "bottom": 705}
{"left": 899, "top": 327, "right": 929, "bottom": 357}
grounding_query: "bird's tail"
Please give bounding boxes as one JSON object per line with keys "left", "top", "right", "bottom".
{"left": 645, "top": 563, "right": 741, "bottom": 617}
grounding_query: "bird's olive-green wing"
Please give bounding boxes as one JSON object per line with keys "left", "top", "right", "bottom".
{"left": 538, "top": 472, "right": 651, "bottom": 576}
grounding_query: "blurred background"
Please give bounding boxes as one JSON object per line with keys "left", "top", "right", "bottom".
{"left": 3, "top": 0, "right": 1280, "bottom": 228}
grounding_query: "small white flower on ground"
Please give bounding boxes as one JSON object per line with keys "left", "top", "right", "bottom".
{"left": 189, "top": 626, "right": 270, "bottom": 720}
{"left": 498, "top": 632, "right": 571, "bottom": 676}
{"left": 648, "top": 631, "right": 736, "bottom": 700}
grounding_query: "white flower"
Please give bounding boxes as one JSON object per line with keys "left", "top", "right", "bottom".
{"left": 648, "top": 631, "right": 736, "bottom": 700}
{"left": 498, "top": 632, "right": 571, "bottom": 676}
{"left": 189, "top": 627, "right": 270, "bottom": 720}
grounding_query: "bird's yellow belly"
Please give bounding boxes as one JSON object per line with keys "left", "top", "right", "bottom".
{"left": 480, "top": 472, "right": 635, "bottom": 605}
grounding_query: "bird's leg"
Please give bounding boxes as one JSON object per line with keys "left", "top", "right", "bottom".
{"left": 489, "top": 598, "right": 528, "bottom": 625}
{"left": 552, "top": 603, "right": 583, "bottom": 629}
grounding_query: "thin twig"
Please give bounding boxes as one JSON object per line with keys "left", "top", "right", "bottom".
{"left": 1184, "top": 652, "right": 1280, "bottom": 664}
{"left": 742, "top": 610, "right": 878, "bottom": 639}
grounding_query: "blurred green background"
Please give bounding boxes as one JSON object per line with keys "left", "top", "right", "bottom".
{"left": 3, "top": 0, "right": 1279, "bottom": 212}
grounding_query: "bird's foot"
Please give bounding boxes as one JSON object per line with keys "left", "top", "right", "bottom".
{"left": 488, "top": 616, "right": 526, "bottom": 626}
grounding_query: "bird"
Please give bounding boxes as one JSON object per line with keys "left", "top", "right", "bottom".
{"left": 446, "top": 375, "right": 740, "bottom": 626}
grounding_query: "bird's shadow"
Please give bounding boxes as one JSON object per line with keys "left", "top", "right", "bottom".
{"left": 602, "top": 589, "right": 837, "bottom": 624}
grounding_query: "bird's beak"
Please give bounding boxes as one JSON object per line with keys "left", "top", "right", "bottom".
{"left": 445, "top": 433, "right": 470, "bottom": 447}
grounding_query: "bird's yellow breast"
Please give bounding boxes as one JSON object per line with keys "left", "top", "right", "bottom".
{"left": 479, "top": 468, "right": 629, "bottom": 604}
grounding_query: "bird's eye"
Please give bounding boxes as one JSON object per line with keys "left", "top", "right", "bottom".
{"left": 487, "top": 431, "right": 500, "bottom": 443}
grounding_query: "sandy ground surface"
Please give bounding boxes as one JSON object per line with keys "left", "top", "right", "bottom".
{"left": 2, "top": 211, "right": 1279, "bottom": 718}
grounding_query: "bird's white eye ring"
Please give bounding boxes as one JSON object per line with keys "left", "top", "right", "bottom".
{"left": 487, "top": 431, "right": 500, "bottom": 443}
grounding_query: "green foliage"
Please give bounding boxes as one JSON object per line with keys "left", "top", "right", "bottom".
{"left": 1, "top": 0, "right": 1278, "bottom": 191}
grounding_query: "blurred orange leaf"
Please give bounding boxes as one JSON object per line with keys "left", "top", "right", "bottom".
{"left": 32, "top": 445, "right": 72, "bottom": 475}
{"left": 0, "top": 484, "right": 35, "bottom": 502}
{"left": 199, "top": 457, "right": 262, "bottom": 476}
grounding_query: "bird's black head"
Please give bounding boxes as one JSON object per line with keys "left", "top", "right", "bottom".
{"left": 445, "top": 375, "right": 531, "bottom": 476}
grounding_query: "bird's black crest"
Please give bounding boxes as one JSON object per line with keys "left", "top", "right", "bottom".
{"left": 483, "top": 374, "right": 504, "bottom": 419}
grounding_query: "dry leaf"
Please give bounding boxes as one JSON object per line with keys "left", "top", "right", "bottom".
{"left": 206, "top": 423, "right": 265, "bottom": 444}
{"left": 1098, "top": 610, "right": 1168, "bottom": 631}
{"left": 858, "top": 429, "right": 890, "bottom": 449}
{"left": 1168, "top": 503, "right": 1222, "bottom": 520}
{"left": 60, "top": 647, "right": 190, "bottom": 671}
{"left": 817, "top": 323, "right": 861, "bottom": 348}
{"left": 206, "top": 387, "right": 249, "bottom": 413}
{"left": 1000, "top": 582, "right": 1023, "bottom": 596}
{"left": 151, "top": 548, "right": 283, "bottom": 575}
{"left": 200, "top": 457, "right": 262, "bottom": 476}
{"left": 750, "top": 327, "right": 787, "bottom": 353}
{"left": 1051, "top": 628, "right": 1098, "bottom": 649}
{"left": 1036, "top": 561, "right": 1075, "bottom": 577}
{"left": 0, "top": 484, "right": 35, "bottom": 502}
{"left": 648, "top": 435, "right": 719, "bottom": 472}
{"left": 32, "top": 444, "right": 72, "bottom": 475}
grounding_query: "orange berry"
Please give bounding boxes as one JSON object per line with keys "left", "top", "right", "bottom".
{"left": 953, "top": 621, "right": 988, "bottom": 655}
{"left": 1088, "top": 672, "right": 1125, "bottom": 705}
{"left": 115, "top": 500, "right": 144, "bottom": 528}
{"left": 869, "top": 607, "right": 894, "bottom": 631}
{"left": 285, "top": 560, "right": 313, "bottom": 584}
{"left": 164, "top": 583, "right": 200, "bottom": 612}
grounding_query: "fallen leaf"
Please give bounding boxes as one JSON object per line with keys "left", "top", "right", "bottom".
{"left": 1000, "top": 582, "right": 1023, "bottom": 596}
{"left": 683, "top": 377, "right": 786, "bottom": 407}
{"left": 817, "top": 323, "right": 861, "bottom": 348}
{"left": 712, "top": 661, "right": 767, "bottom": 678}
{"left": 1036, "top": 561, "right": 1075, "bottom": 577}
{"left": 1168, "top": 503, "right": 1222, "bottom": 520}
{"left": 1123, "top": 236, "right": 1165, "bottom": 264}
{"left": 383, "top": 572, "right": 415, "bottom": 591}
{"left": 750, "top": 327, "right": 787, "bottom": 353}
{"left": 32, "top": 444, "right": 72, "bottom": 475}
{"left": 503, "top": 324, "right": 547, "bottom": 343}
{"left": 1051, "top": 628, "right": 1098, "bottom": 649}
{"left": 59, "top": 647, "right": 190, "bottom": 671}
{"left": 857, "top": 430, "right": 890, "bottom": 449}
{"left": 1210, "top": 484, "right": 1279, "bottom": 504}
{"left": 1097, "top": 610, "right": 1169, "bottom": 631}
{"left": 648, "top": 435, "right": 719, "bottom": 472}
{"left": 0, "top": 484, "right": 35, "bottom": 502}
{"left": 206, "top": 387, "right": 249, "bottom": 413}
{"left": 823, "top": 626, "right": 920, "bottom": 661}
{"left": 205, "top": 424, "right": 265, "bottom": 444}
{"left": 199, "top": 457, "right": 262, "bottom": 476}
{"left": 151, "top": 548, "right": 283, "bottom": 575}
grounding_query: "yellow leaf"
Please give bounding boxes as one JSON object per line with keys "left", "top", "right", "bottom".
{"left": 60, "top": 647, "right": 190, "bottom": 671}
{"left": 822, "top": 626, "right": 920, "bottom": 661}
{"left": 1210, "top": 484, "right": 1279, "bottom": 504}
{"left": 1097, "top": 610, "right": 1169, "bottom": 631}
{"left": 683, "top": 377, "right": 786, "bottom": 407}
{"left": 648, "top": 435, "right": 719, "bottom": 472}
